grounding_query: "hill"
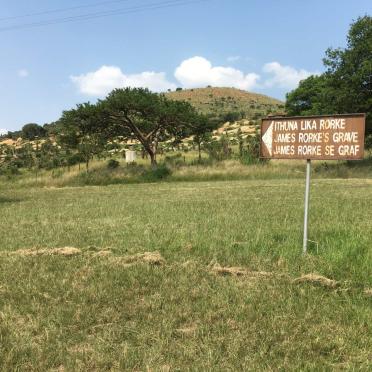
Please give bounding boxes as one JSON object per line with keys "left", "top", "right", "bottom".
{"left": 165, "top": 87, "right": 284, "bottom": 120}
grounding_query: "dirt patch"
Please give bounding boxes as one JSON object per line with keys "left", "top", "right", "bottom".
{"left": 12, "top": 247, "right": 81, "bottom": 257}
{"left": 364, "top": 288, "right": 372, "bottom": 297}
{"left": 210, "top": 263, "right": 273, "bottom": 278}
{"left": 293, "top": 274, "right": 339, "bottom": 289}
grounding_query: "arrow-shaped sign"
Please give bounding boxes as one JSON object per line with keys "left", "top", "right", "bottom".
{"left": 262, "top": 121, "right": 273, "bottom": 156}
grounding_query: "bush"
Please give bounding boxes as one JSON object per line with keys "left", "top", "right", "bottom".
{"left": 240, "top": 133, "right": 269, "bottom": 165}
{"left": 141, "top": 164, "right": 171, "bottom": 182}
{"left": 67, "top": 153, "right": 85, "bottom": 166}
{"left": 107, "top": 159, "right": 120, "bottom": 169}
{"left": 205, "top": 135, "right": 231, "bottom": 161}
{"left": 0, "top": 162, "right": 20, "bottom": 177}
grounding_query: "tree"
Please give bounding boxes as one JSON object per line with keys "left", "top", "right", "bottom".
{"left": 102, "top": 88, "right": 206, "bottom": 166}
{"left": 39, "top": 139, "right": 62, "bottom": 170}
{"left": 57, "top": 103, "right": 107, "bottom": 171}
{"left": 237, "top": 128, "right": 244, "bottom": 157}
{"left": 191, "top": 115, "right": 219, "bottom": 161}
{"left": 285, "top": 75, "right": 331, "bottom": 115}
{"left": 286, "top": 16, "right": 372, "bottom": 134}
{"left": 21, "top": 123, "right": 46, "bottom": 140}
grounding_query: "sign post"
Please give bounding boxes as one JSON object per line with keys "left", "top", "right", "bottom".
{"left": 303, "top": 159, "right": 311, "bottom": 254}
{"left": 260, "top": 113, "right": 366, "bottom": 253}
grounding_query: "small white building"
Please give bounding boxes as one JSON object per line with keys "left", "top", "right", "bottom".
{"left": 125, "top": 149, "right": 137, "bottom": 163}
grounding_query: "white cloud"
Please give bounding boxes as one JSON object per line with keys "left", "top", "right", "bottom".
{"left": 263, "top": 62, "right": 317, "bottom": 89}
{"left": 174, "top": 56, "right": 260, "bottom": 91}
{"left": 18, "top": 69, "right": 29, "bottom": 78}
{"left": 0, "top": 128, "right": 8, "bottom": 136}
{"left": 227, "top": 56, "right": 241, "bottom": 62}
{"left": 70, "top": 59, "right": 318, "bottom": 97}
{"left": 71, "top": 65, "right": 176, "bottom": 96}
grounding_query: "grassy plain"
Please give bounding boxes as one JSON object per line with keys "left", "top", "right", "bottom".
{"left": 0, "top": 164, "right": 371, "bottom": 370}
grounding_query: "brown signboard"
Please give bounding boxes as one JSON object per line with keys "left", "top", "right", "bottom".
{"left": 260, "top": 113, "right": 365, "bottom": 160}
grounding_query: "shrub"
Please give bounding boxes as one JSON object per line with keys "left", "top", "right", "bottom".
{"left": 141, "top": 164, "right": 171, "bottom": 182}
{"left": 107, "top": 159, "right": 120, "bottom": 169}
{"left": 240, "top": 133, "right": 269, "bottom": 165}
{"left": 0, "top": 161, "right": 21, "bottom": 176}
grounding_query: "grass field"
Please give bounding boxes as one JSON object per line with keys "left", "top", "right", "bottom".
{"left": 0, "top": 175, "right": 371, "bottom": 370}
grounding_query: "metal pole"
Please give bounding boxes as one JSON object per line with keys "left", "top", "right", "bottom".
{"left": 303, "top": 159, "right": 311, "bottom": 254}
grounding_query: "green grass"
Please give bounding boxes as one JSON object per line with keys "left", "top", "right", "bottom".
{"left": 0, "top": 177, "right": 371, "bottom": 370}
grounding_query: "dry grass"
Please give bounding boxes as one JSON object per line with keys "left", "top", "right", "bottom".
{"left": 10, "top": 247, "right": 82, "bottom": 257}
{"left": 6, "top": 248, "right": 165, "bottom": 267}
{"left": 92, "top": 249, "right": 112, "bottom": 257}
{"left": 293, "top": 273, "right": 339, "bottom": 289}
{"left": 109, "top": 251, "right": 165, "bottom": 267}
{"left": 210, "top": 263, "right": 274, "bottom": 278}
{"left": 3, "top": 155, "right": 372, "bottom": 190}
{"left": 121, "top": 251, "right": 165, "bottom": 265}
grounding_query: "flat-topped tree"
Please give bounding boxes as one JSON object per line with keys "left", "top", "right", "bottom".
{"left": 102, "top": 88, "right": 206, "bottom": 166}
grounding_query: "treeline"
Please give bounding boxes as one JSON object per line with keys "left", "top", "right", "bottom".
{"left": 0, "top": 88, "right": 225, "bottom": 174}
{"left": 0, "top": 86, "right": 267, "bottom": 177}
{"left": 3, "top": 123, "right": 55, "bottom": 141}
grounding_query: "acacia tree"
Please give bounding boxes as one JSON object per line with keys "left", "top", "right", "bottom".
{"left": 57, "top": 88, "right": 214, "bottom": 167}
{"left": 57, "top": 103, "right": 107, "bottom": 170}
{"left": 101, "top": 88, "right": 208, "bottom": 166}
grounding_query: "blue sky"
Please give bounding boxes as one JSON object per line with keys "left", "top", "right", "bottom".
{"left": 1, "top": 0, "right": 371, "bottom": 132}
